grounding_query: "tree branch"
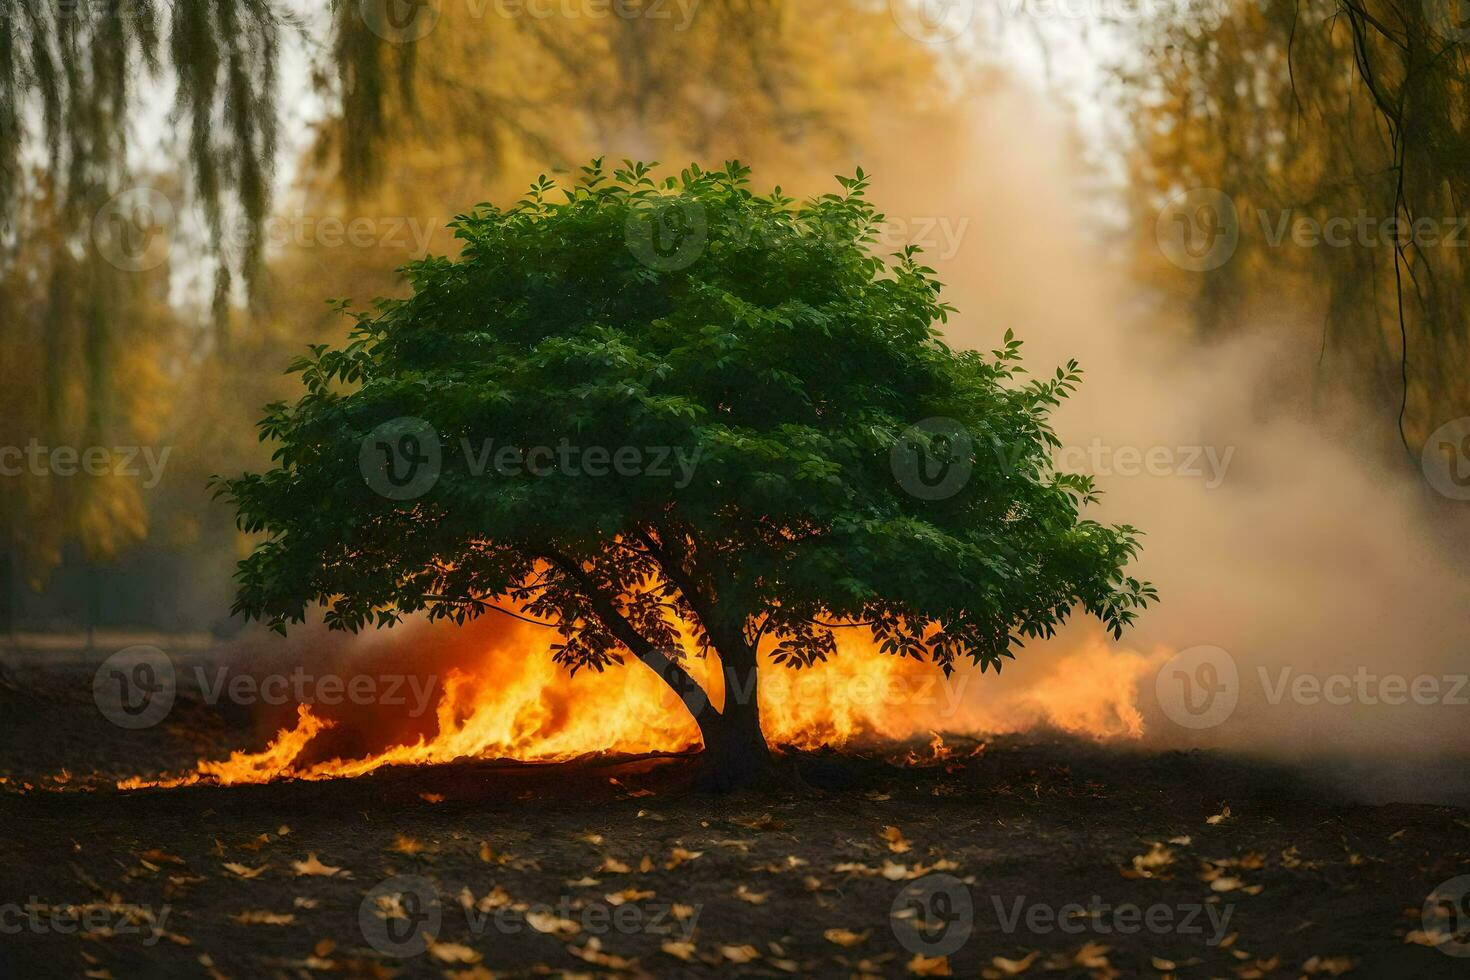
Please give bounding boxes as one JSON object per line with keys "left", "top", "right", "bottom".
{"left": 542, "top": 548, "right": 716, "bottom": 725}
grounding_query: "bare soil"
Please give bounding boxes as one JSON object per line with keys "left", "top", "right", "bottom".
{"left": 2, "top": 652, "right": 1466, "bottom": 978}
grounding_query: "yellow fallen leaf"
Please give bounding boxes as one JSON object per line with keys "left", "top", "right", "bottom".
{"left": 426, "top": 938, "right": 480, "bottom": 964}
{"left": 881, "top": 861, "right": 912, "bottom": 881}
{"left": 291, "top": 853, "right": 344, "bottom": 877}
{"left": 598, "top": 856, "right": 630, "bottom": 874}
{"left": 992, "top": 950, "right": 1039, "bottom": 975}
{"left": 222, "top": 862, "right": 268, "bottom": 879}
{"left": 883, "top": 826, "right": 912, "bottom": 853}
{"left": 665, "top": 846, "right": 703, "bottom": 869}
{"left": 824, "top": 928, "right": 870, "bottom": 947}
{"left": 1302, "top": 955, "right": 1355, "bottom": 976}
{"left": 907, "top": 953, "right": 951, "bottom": 975}
{"left": 1206, "top": 805, "right": 1232, "bottom": 825}
{"left": 231, "top": 910, "right": 294, "bottom": 926}
{"left": 1151, "top": 956, "right": 1176, "bottom": 970}
{"left": 735, "top": 884, "right": 769, "bottom": 904}
{"left": 389, "top": 834, "right": 425, "bottom": 855}
{"left": 605, "top": 888, "right": 655, "bottom": 906}
{"left": 1130, "top": 842, "right": 1175, "bottom": 877}
{"left": 661, "top": 940, "right": 696, "bottom": 961}
{"left": 524, "top": 910, "right": 580, "bottom": 936}
{"left": 721, "top": 944, "right": 761, "bottom": 963}
{"left": 419, "top": 792, "right": 445, "bottom": 804}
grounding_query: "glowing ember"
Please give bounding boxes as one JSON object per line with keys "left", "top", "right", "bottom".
{"left": 117, "top": 626, "right": 1166, "bottom": 790}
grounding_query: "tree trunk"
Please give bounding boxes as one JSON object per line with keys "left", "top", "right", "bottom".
{"left": 694, "top": 640, "right": 777, "bottom": 792}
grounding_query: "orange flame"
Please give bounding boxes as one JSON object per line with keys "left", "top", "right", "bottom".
{"left": 117, "top": 625, "right": 1166, "bottom": 790}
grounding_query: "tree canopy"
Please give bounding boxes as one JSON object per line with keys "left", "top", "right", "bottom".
{"left": 222, "top": 160, "right": 1154, "bottom": 700}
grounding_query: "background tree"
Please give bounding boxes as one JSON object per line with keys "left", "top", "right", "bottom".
{"left": 1113, "top": 0, "right": 1470, "bottom": 449}
{"left": 219, "top": 161, "right": 1155, "bottom": 787}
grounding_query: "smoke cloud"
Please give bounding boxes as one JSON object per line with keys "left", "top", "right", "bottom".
{"left": 859, "top": 87, "right": 1470, "bottom": 804}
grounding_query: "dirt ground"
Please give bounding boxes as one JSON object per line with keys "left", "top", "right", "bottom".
{"left": 2, "top": 652, "right": 1468, "bottom": 979}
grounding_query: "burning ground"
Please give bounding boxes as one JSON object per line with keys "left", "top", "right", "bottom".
{"left": 3, "top": 636, "right": 1468, "bottom": 978}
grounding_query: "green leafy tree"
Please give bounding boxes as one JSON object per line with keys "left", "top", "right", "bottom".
{"left": 219, "top": 160, "right": 1155, "bottom": 788}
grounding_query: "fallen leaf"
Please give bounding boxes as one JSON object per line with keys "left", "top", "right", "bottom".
{"left": 721, "top": 944, "right": 761, "bottom": 964}
{"left": 907, "top": 953, "right": 951, "bottom": 975}
{"left": 735, "top": 884, "right": 769, "bottom": 904}
{"left": 231, "top": 910, "right": 294, "bottom": 926}
{"left": 419, "top": 793, "right": 445, "bottom": 804}
{"left": 524, "top": 910, "right": 580, "bottom": 937}
{"left": 222, "top": 862, "right": 268, "bottom": 879}
{"left": 991, "top": 951, "right": 1040, "bottom": 975}
{"left": 426, "top": 938, "right": 480, "bottom": 964}
{"left": 389, "top": 834, "right": 426, "bottom": 855}
{"left": 661, "top": 940, "right": 696, "bottom": 961}
{"left": 824, "top": 928, "right": 870, "bottom": 947}
{"left": 883, "top": 826, "right": 912, "bottom": 853}
{"left": 598, "top": 856, "right": 630, "bottom": 874}
{"left": 605, "top": 888, "right": 655, "bottom": 906}
{"left": 665, "top": 846, "right": 703, "bottom": 869}
{"left": 1206, "top": 805, "right": 1232, "bottom": 825}
{"left": 291, "top": 854, "right": 344, "bottom": 877}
